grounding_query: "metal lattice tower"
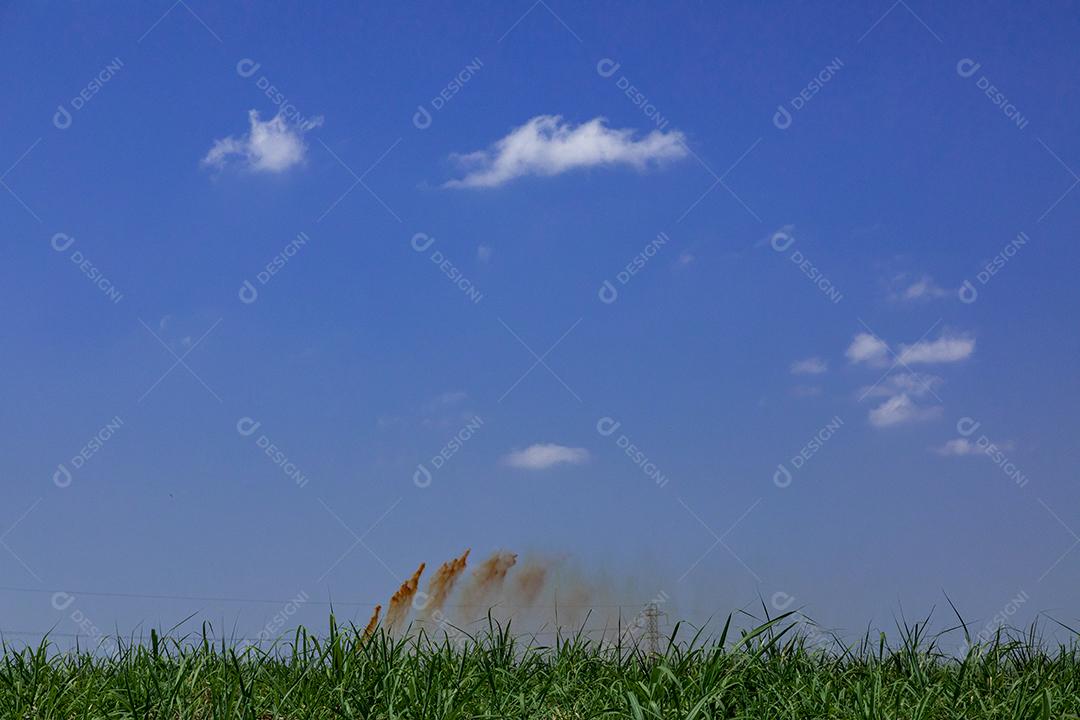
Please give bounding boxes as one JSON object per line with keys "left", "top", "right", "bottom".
{"left": 643, "top": 602, "right": 664, "bottom": 656}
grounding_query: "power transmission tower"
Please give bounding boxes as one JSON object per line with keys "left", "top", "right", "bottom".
{"left": 642, "top": 602, "right": 665, "bottom": 656}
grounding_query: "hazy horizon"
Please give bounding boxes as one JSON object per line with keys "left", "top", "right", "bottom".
{"left": 2, "top": 1, "right": 1078, "bottom": 650}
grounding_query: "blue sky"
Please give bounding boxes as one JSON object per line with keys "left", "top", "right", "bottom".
{"left": 2, "top": 1, "right": 1079, "bottom": 646}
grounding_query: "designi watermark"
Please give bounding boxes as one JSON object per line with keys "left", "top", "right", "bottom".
{"left": 596, "top": 416, "right": 669, "bottom": 488}
{"left": 53, "top": 416, "right": 124, "bottom": 488}
{"left": 236, "top": 59, "right": 323, "bottom": 131}
{"left": 50, "top": 233, "right": 123, "bottom": 304}
{"left": 413, "top": 415, "right": 485, "bottom": 488}
{"left": 773, "top": 415, "right": 844, "bottom": 488}
{"left": 412, "top": 58, "right": 484, "bottom": 130}
{"left": 773, "top": 57, "right": 844, "bottom": 130}
{"left": 239, "top": 231, "right": 311, "bottom": 304}
{"left": 410, "top": 233, "right": 483, "bottom": 304}
{"left": 767, "top": 227, "right": 842, "bottom": 304}
{"left": 236, "top": 417, "right": 310, "bottom": 488}
{"left": 255, "top": 590, "right": 310, "bottom": 642}
{"left": 598, "top": 232, "right": 670, "bottom": 304}
{"left": 958, "top": 231, "right": 1029, "bottom": 303}
{"left": 596, "top": 59, "right": 671, "bottom": 131}
{"left": 956, "top": 59, "right": 1029, "bottom": 131}
{"left": 53, "top": 58, "right": 124, "bottom": 130}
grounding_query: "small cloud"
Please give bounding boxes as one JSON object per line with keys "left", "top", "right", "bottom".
{"left": 676, "top": 251, "right": 695, "bottom": 266}
{"left": 790, "top": 357, "right": 828, "bottom": 375}
{"left": 419, "top": 390, "right": 471, "bottom": 426}
{"left": 428, "top": 390, "right": 468, "bottom": 408}
{"left": 757, "top": 223, "right": 795, "bottom": 248}
{"left": 935, "top": 438, "right": 979, "bottom": 456}
{"left": 444, "top": 115, "right": 687, "bottom": 188}
{"left": 477, "top": 245, "right": 493, "bottom": 262}
{"left": 898, "top": 333, "right": 975, "bottom": 364}
{"left": 860, "top": 371, "right": 943, "bottom": 399}
{"left": 889, "top": 274, "right": 951, "bottom": 302}
{"left": 934, "top": 436, "right": 1014, "bottom": 456}
{"left": 503, "top": 443, "right": 589, "bottom": 470}
{"left": 846, "top": 333, "right": 890, "bottom": 366}
{"left": 202, "top": 110, "right": 322, "bottom": 174}
{"left": 868, "top": 394, "right": 941, "bottom": 427}
{"left": 791, "top": 384, "right": 823, "bottom": 398}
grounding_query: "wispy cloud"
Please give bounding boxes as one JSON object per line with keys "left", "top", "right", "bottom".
{"left": 859, "top": 371, "right": 943, "bottom": 399}
{"left": 503, "top": 443, "right": 589, "bottom": 470}
{"left": 444, "top": 115, "right": 687, "bottom": 188}
{"left": 790, "top": 357, "right": 828, "bottom": 375}
{"left": 846, "top": 333, "right": 890, "bottom": 366}
{"left": 898, "top": 334, "right": 975, "bottom": 364}
{"left": 935, "top": 438, "right": 979, "bottom": 456}
{"left": 202, "top": 110, "right": 322, "bottom": 174}
{"left": 846, "top": 331, "right": 975, "bottom": 367}
{"left": 889, "top": 274, "right": 951, "bottom": 302}
{"left": 868, "top": 394, "right": 941, "bottom": 427}
{"left": 934, "top": 436, "right": 1014, "bottom": 456}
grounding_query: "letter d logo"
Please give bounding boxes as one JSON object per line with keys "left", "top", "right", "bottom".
{"left": 411, "top": 232, "right": 435, "bottom": 252}
{"left": 52, "top": 591, "right": 75, "bottom": 611}
{"left": 773, "top": 105, "right": 792, "bottom": 130}
{"left": 773, "top": 463, "right": 792, "bottom": 488}
{"left": 956, "top": 416, "right": 981, "bottom": 437}
{"left": 770, "top": 230, "right": 795, "bottom": 252}
{"left": 238, "top": 280, "right": 258, "bottom": 304}
{"left": 771, "top": 591, "right": 795, "bottom": 611}
{"left": 596, "top": 58, "right": 621, "bottom": 78}
{"left": 956, "top": 58, "right": 981, "bottom": 78}
{"left": 53, "top": 464, "right": 72, "bottom": 488}
{"left": 412, "top": 105, "right": 432, "bottom": 130}
{"left": 596, "top": 416, "right": 621, "bottom": 437}
{"left": 236, "top": 417, "right": 262, "bottom": 436}
{"left": 413, "top": 463, "right": 432, "bottom": 488}
{"left": 236, "top": 58, "right": 261, "bottom": 78}
{"left": 51, "top": 233, "right": 75, "bottom": 252}
{"left": 598, "top": 280, "right": 618, "bottom": 304}
{"left": 958, "top": 279, "right": 978, "bottom": 304}
{"left": 53, "top": 105, "right": 72, "bottom": 130}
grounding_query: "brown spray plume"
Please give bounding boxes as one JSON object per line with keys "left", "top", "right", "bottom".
{"left": 458, "top": 551, "right": 517, "bottom": 617}
{"left": 510, "top": 560, "right": 548, "bottom": 608}
{"left": 384, "top": 563, "right": 425, "bottom": 632}
{"left": 361, "top": 604, "right": 381, "bottom": 641}
{"left": 420, "top": 548, "right": 470, "bottom": 621}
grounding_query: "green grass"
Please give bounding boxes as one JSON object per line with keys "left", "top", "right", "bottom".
{"left": 3, "top": 612, "right": 1080, "bottom": 719}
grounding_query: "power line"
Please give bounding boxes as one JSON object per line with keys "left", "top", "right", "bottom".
{"left": 0, "top": 585, "right": 643, "bottom": 609}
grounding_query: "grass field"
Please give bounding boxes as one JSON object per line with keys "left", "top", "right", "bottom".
{"left": 4, "top": 613, "right": 1080, "bottom": 719}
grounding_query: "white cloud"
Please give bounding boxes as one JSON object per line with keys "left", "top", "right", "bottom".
{"left": 859, "top": 371, "right": 943, "bottom": 399}
{"left": 202, "top": 110, "right": 322, "bottom": 174}
{"left": 477, "top": 245, "right": 493, "bottom": 262}
{"left": 846, "top": 333, "right": 890, "bottom": 366}
{"left": 935, "top": 438, "right": 979, "bottom": 456}
{"left": 503, "top": 443, "right": 589, "bottom": 470}
{"left": 868, "top": 394, "right": 941, "bottom": 427}
{"left": 890, "top": 274, "right": 951, "bottom": 302}
{"left": 444, "top": 115, "right": 687, "bottom": 188}
{"left": 423, "top": 390, "right": 468, "bottom": 411}
{"left": 934, "top": 436, "right": 1014, "bottom": 456}
{"left": 898, "top": 334, "right": 975, "bottom": 364}
{"left": 790, "top": 357, "right": 828, "bottom": 375}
